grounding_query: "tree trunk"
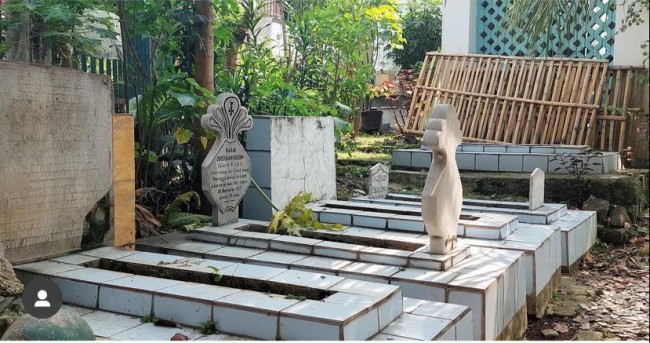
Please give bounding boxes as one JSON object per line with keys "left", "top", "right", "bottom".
{"left": 193, "top": 0, "right": 214, "bottom": 215}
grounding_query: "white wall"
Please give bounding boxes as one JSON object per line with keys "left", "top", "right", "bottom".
{"left": 441, "top": 0, "right": 477, "bottom": 54}
{"left": 613, "top": 3, "right": 649, "bottom": 67}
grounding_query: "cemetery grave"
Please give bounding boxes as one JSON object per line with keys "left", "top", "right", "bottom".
{"left": 3, "top": 89, "right": 604, "bottom": 341}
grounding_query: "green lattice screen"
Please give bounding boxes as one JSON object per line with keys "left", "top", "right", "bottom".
{"left": 476, "top": 0, "right": 616, "bottom": 60}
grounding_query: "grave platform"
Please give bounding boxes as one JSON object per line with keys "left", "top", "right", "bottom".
{"left": 309, "top": 199, "right": 567, "bottom": 318}
{"left": 137, "top": 221, "right": 528, "bottom": 340}
{"left": 343, "top": 194, "right": 595, "bottom": 273}
{"left": 391, "top": 144, "right": 621, "bottom": 174}
{"left": 14, "top": 247, "right": 472, "bottom": 341}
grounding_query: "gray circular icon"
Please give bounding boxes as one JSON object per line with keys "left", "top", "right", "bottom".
{"left": 22, "top": 279, "right": 63, "bottom": 319}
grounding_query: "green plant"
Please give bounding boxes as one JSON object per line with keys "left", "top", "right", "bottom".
{"left": 208, "top": 266, "right": 222, "bottom": 283}
{"left": 267, "top": 192, "right": 344, "bottom": 236}
{"left": 199, "top": 321, "right": 217, "bottom": 335}
{"left": 285, "top": 294, "right": 307, "bottom": 301}
{"left": 0, "top": 0, "right": 117, "bottom": 64}
{"left": 501, "top": 0, "right": 593, "bottom": 56}
{"left": 162, "top": 191, "right": 211, "bottom": 230}
{"left": 387, "top": 0, "right": 442, "bottom": 69}
{"left": 550, "top": 148, "right": 603, "bottom": 181}
{"left": 140, "top": 314, "right": 155, "bottom": 323}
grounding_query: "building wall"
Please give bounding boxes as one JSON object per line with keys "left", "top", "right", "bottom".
{"left": 441, "top": 0, "right": 477, "bottom": 54}
{"left": 613, "top": 3, "right": 649, "bottom": 66}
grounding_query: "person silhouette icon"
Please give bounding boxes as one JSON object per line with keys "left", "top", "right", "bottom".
{"left": 34, "top": 290, "right": 51, "bottom": 308}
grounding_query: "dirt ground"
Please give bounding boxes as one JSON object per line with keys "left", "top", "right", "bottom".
{"left": 524, "top": 239, "right": 649, "bottom": 341}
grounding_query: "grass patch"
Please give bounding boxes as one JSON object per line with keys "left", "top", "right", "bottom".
{"left": 199, "top": 321, "right": 217, "bottom": 335}
{"left": 337, "top": 150, "right": 391, "bottom": 164}
{"left": 464, "top": 192, "right": 528, "bottom": 202}
{"left": 140, "top": 315, "right": 155, "bottom": 323}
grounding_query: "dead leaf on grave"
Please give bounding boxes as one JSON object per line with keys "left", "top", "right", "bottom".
{"left": 554, "top": 323, "right": 570, "bottom": 333}
{"left": 170, "top": 333, "right": 189, "bottom": 341}
{"left": 580, "top": 322, "right": 591, "bottom": 330}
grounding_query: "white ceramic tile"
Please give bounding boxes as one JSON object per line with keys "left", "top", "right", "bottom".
{"left": 503, "top": 261, "right": 516, "bottom": 325}
{"left": 117, "top": 251, "right": 181, "bottom": 266}
{"left": 390, "top": 280, "right": 445, "bottom": 302}
{"left": 439, "top": 324, "right": 456, "bottom": 340}
{"left": 225, "top": 263, "right": 286, "bottom": 281}
{"left": 52, "top": 278, "right": 99, "bottom": 308}
{"left": 411, "top": 301, "right": 469, "bottom": 321}
{"left": 110, "top": 322, "right": 203, "bottom": 341}
{"left": 195, "top": 333, "right": 248, "bottom": 340}
{"left": 371, "top": 333, "right": 418, "bottom": 340}
{"left": 353, "top": 214, "right": 388, "bottom": 229}
{"left": 279, "top": 315, "right": 339, "bottom": 340}
{"left": 154, "top": 282, "right": 240, "bottom": 302}
{"left": 56, "top": 267, "right": 131, "bottom": 283}
{"left": 339, "top": 262, "right": 400, "bottom": 283}
{"left": 13, "top": 260, "right": 83, "bottom": 275}
{"left": 80, "top": 247, "right": 140, "bottom": 260}
{"left": 381, "top": 313, "right": 451, "bottom": 340}
{"left": 329, "top": 279, "right": 400, "bottom": 299}
{"left": 455, "top": 310, "right": 474, "bottom": 340}
{"left": 269, "top": 269, "right": 344, "bottom": 289}
{"left": 401, "top": 298, "right": 427, "bottom": 313}
{"left": 215, "top": 290, "right": 300, "bottom": 312}
{"left": 98, "top": 287, "right": 152, "bottom": 317}
{"left": 448, "top": 290, "right": 483, "bottom": 340}
{"left": 377, "top": 291, "right": 404, "bottom": 329}
{"left": 485, "top": 283, "right": 498, "bottom": 340}
{"left": 248, "top": 251, "right": 306, "bottom": 267}
{"left": 269, "top": 236, "right": 322, "bottom": 255}
{"left": 290, "top": 256, "right": 352, "bottom": 274}
{"left": 51, "top": 254, "right": 100, "bottom": 265}
{"left": 207, "top": 246, "right": 262, "bottom": 261}
{"left": 464, "top": 227, "right": 501, "bottom": 240}
{"left": 102, "top": 275, "right": 181, "bottom": 292}
{"left": 387, "top": 217, "right": 425, "bottom": 233}
{"left": 359, "top": 247, "right": 410, "bottom": 266}
{"left": 342, "top": 307, "right": 381, "bottom": 340}
{"left": 82, "top": 310, "right": 143, "bottom": 337}
{"left": 319, "top": 211, "right": 352, "bottom": 226}
{"left": 314, "top": 241, "right": 364, "bottom": 260}
{"left": 154, "top": 296, "right": 211, "bottom": 327}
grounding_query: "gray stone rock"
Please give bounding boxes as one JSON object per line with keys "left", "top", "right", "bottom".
{"left": 542, "top": 328, "right": 560, "bottom": 338}
{"left": 597, "top": 226, "right": 632, "bottom": 245}
{"left": 1, "top": 307, "right": 94, "bottom": 340}
{"left": 609, "top": 206, "right": 631, "bottom": 228}
{"left": 574, "top": 330, "right": 604, "bottom": 341}
{"left": 0, "top": 243, "right": 23, "bottom": 297}
{"left": 582, "top": 195, "right": 610, "bottom": 223}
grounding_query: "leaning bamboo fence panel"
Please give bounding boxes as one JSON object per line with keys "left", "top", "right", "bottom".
{"left": 596, "top": 66, "right": 648, "bottom": 153}
{"left": 405, "top": 53, "right": 609, "bottom": 146}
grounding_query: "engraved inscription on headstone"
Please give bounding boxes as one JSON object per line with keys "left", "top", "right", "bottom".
{"left": 0, "top": 62, "right": 112, "bottom": 264}
{"left": 201, "top": 93, "right": 253, "bottom": 226}
{"left": 529, "top": 168, "right": 545, "bottom": 210}
{"left": 368, "top": 163, "right": 389, "bottom": 199}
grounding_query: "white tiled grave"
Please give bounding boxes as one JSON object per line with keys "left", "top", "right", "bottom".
{"left": 391, "top": 144, "right": 621, "bottom": 174}
{"left": 137, "top": 223, "right": 527, "bottom": 340}
{"left": 13, "top": 249, "right": 469, "bottom": 341}
{"left": 344, "top": 193, "right": 595, "bottom": 272}
{"left": 309, "top": 200, "right": 519, "bottom": 241}
{"left": 307, "top": 199, "right": 565, "bottom": 318}
{"left": 351, "top": 193, "right": 568, "bottom": 225}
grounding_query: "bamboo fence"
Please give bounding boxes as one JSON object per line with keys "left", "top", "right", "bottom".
{"left": 405, "top": 53, "right": 610, "bottom": 146}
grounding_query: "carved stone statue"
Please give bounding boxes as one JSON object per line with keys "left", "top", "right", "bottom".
{"left": 421, "top": 105, "right": 463, "bottom": 255}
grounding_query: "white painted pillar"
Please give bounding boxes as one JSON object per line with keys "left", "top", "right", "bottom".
{"left": 441, "top": 0, "right": 478, "bottom": 54}
{"left": 613, "top": 3, "right": 649, "bottom": 67}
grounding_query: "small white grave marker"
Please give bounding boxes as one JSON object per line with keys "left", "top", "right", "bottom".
{"left": 529, "top": 168, "right": 545, "bottom": 210}
{"left": 201, "top": 93, "right": 253, "bottom": 226}
{"left": 368, "top": 163, "right": 389, "bottom": 199}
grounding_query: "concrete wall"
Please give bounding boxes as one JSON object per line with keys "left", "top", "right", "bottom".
{"left": 440, "top": 0, "right": 477, "bottom": 54}
{"left": 613, "top": 3, "right": 649, "bottom": 67}
{"left": 242, "top": 116, "right": 337, "bottom": 221}
{"left": 0, "top": 61, "right": 113, "bottom": 263}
